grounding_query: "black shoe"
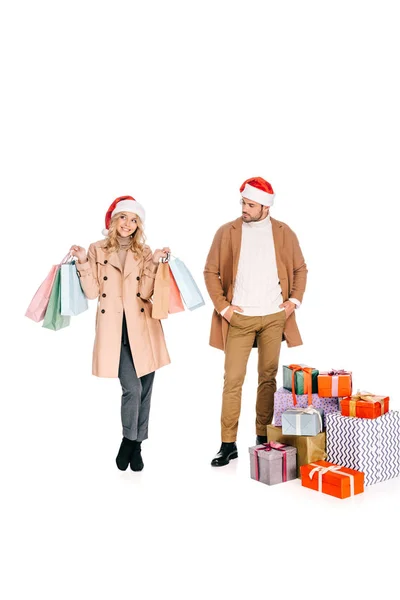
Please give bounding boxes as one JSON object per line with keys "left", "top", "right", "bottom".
{"left": 211, "top": 442, "right": 238, "bottom": 467}
{"left": 116, "top": 437, "right": 136, "bottom": 471}
{"left": 130, "top": 441, "right": 144, "bottom": 472}
{"left": 256, "top": 435, "right": 268, "bottom": 445}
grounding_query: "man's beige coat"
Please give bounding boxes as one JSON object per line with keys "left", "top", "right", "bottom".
{"left": 77, "top": 241, "right": 170, "bottom": 378}
{"left": 204, "top": 216, "right": 308, "bottom": 351}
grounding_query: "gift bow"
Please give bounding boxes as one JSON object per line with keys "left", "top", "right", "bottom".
{"left": 347, "top": 390, "right": 387, "bottom": 417}
{"left": 327, "top": 369, "right": 351, "bottom": 376}
{"left": 308, "top": 462, "right": 355, "bottom": 496}
{"left": 325, "top": 369, "right": 352, "bottom": 396}
{"left": 351, "top": 390, "right": 386, "bottom": 402}
{"left": 286, "top": 406, "right": 323, "bottom": 435}
{"left": 288, "top": 364, "right": 315, "bottom": 405}
{"left": 253, "top": 441, "right": 288, "bottom": 482}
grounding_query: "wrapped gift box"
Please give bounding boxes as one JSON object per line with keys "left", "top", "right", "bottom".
{"left": 318, "top": 370, "right": 352, "bottom": 398}
{"left": 326, "top": 411, "right": 400, "bottom": 486}
{"left": 249, "top": 441, "right": 297, "bottom": 485}
{"left": 274, "top": 387, "right": 339, "bottom": 427}
{"left": 341, "top": 391, "right": 389, "bottom": 419}
{"left": 267, "top": 424, "right": 326, "bottom": 477}
{"left": 282, "top": 407, "right": 324, "bottom": 436}
{"left": 300, "top": 460, "right": 364, "bottom": 499}
{"left": 283, "top": 364, "right": 319, "bottom": 396}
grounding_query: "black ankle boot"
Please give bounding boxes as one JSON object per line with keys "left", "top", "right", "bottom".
{"left": 256, "top": 435, "right": 268, "bottom": 445}
{"left": 116, "top": 437, "right": 136, "bottom": 471}
{"left": 130, "top": 441, "right": 144, "bottom": 472}
{"left": 211, "top": 442, "right": 238, "bottom": 467}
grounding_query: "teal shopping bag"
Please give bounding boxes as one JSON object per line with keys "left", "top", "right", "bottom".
{"left": 42, "top": 268, "right": 71, "bottom": 331}
{"left": 60, "top": 260, "right": 88, "bottom": 316}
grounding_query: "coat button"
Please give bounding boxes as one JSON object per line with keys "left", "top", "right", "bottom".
{"left": 104, "top": 260, "right": 108, "bottom": 264}
{"left": 103, "top": 276, "right": 108, "bottom": 280}
{"left": 136, "top": 276, "right": 140, "bottom": 281}
{"left": 102, "top": 293, "right": 106, "bottom": 298}
{"left": 137, "top": 292, "right": 140, "bottom": 297}
{"left": 141, "top": 308, "right": 144, "bottom": 313}
{"left": 101, "top": 309, "right": 105, "bottom": 313}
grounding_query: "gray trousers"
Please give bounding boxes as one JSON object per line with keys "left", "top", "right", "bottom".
{"left": 118, "top": 313, "right": 155, "bottom": 441}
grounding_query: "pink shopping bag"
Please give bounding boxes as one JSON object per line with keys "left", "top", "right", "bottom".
{"left": 169, "top": 268, "right": 185, "bottom": 314}
{"left": 25, "top": 253, "right": 71, "bottom": 322}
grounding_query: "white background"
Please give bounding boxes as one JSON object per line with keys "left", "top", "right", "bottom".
{"left": 1, "top": 1, "right": 399, "bottom": 598}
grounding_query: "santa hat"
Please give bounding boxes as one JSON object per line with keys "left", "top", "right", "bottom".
{"left": 240, "top": 177, "right": 275, "bottom": 206}
{"left": 102, "top": 195, "right": 146, "bottom": 236}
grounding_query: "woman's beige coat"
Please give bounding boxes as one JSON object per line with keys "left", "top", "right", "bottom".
{"left": 77, "top": 240, "right": 170, "bottom": 378}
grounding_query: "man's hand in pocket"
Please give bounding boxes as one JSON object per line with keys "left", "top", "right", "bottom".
{"left": 224, "top": 305, "right": 244, "bottom": 322}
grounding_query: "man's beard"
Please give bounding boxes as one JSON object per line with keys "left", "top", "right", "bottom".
{"left": 242, "top": 208, "right": 268, "bottom": 222}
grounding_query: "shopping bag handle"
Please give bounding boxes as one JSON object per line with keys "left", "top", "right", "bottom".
{"left": 59, "top": 253, "right": 73, "bottom": 265}
{"left": 162, "top": 252, "right": 180, "bottom": 263}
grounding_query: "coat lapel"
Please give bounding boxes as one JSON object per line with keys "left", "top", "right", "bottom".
{"left": 123, "top": 249, "right": 140, "bottom": 279}
{"left": 98, "top": 245, "right": 139, "bottom": 278}
{"left": 271, "top": 217, "right": 286, "bottom": 283}
{"left": 97, "top": 246, "right": 122, "bottom": 272}
{"left": 230, "top": 217, "right": 243, "bottom": 282}
{"left": 106, "top": 251, "right": 122, "bottom": 272}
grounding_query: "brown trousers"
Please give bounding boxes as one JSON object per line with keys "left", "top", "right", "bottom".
{"left": 221, "top": 310, "right": 286, "bottom": 442}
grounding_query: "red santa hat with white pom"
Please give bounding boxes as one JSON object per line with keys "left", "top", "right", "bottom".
{"left": 240, "top": 177, "right": 275, "bottom": 206}
{"left": 102, "top": 195, "right": 146, "bottom": 236}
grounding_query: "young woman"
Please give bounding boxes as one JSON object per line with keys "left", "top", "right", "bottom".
{"left": 70, "top": 195, "right": 170, "bottom": 472}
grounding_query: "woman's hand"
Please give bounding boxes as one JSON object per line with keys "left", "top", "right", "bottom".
{"left": 152, "top": 247, "right": 171, "bottom": 265}
{"left": 69, "top": 245, "right": 88, "bottom": 264}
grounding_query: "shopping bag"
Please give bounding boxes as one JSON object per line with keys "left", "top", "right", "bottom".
{"left": 152, "top": 262, "right": 170, "bottom": 319}
{"left": 25, "top": 253, "right": 71, "bottom": 322}
{"left": 25, "top": 265, "right": 59, "bottom": 322}
{"left": 60, "top": 260, "right": 88, "bottom": 316}
{"left": 169, "top": 257, "right": 205, "bottom": 311}
{"left": 169, "top": 269, "right": 185, "bottom": 314}
{"left": 42, "top": 268, "right": 71, "bottom": 331}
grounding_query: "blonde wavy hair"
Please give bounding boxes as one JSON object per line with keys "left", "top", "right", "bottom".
{"left": 103, "top": 212, "right": 146, "bottom": 258}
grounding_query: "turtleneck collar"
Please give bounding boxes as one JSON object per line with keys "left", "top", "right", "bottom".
{"left": 117, "top": 234, "right": 132, "bottom": 248}
{"left": 243, "top": 213, "right": 271, "bottom": 229}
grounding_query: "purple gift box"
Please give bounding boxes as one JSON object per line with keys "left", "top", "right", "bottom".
{"left": 273, "top": 387, "right": 340, "bottom": 427}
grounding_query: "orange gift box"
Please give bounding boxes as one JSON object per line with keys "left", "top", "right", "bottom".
{"left": 300, "top": 460, "right": 364, "bottom": 499}
{"left": 341, "top": 391, "right": 389, "bottom": 419}
{"left": 318, "top": 370, "right": 352, "bottom": 398}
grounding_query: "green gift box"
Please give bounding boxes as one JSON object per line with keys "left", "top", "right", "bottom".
{"left": 283, "top": 365, "right": 319, "bottom": 396}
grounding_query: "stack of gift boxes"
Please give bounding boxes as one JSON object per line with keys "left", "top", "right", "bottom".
{"left": 249, "top": 364, "right": 400, "bottom": 499}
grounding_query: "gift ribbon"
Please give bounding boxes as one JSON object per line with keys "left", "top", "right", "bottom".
{"left": 326, "top": 370, "right": 352, "bottom": 397}
{"left": 347, "top": 390, "right": 386, "bottom": 417}
{"left": 288, "top": 364, "right": 315, "bottom": 405}
{"left": 285, "top": 406, "right": 323, "bottom": 435}
{"left": 253, "top": 442, "right": 288, "bottom": 482}
{"left": 308, "top": 462, "right": 355, "bottom": 496}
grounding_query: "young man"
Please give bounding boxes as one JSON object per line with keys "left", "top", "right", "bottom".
{"left": 204, "top": 177, "right": 308, "bottom": 466}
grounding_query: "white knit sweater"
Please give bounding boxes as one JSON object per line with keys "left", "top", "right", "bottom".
{"left": 223, "top": 215, "right": 299, "bottom": 317}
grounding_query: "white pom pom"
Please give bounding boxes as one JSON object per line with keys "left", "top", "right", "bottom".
{"left": 102, "top": 228, "right": 109, "bottom": 236}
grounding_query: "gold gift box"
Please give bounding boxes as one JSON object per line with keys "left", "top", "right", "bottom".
{"left": 267, "top": 424, "right": 327, "bottom": 477}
